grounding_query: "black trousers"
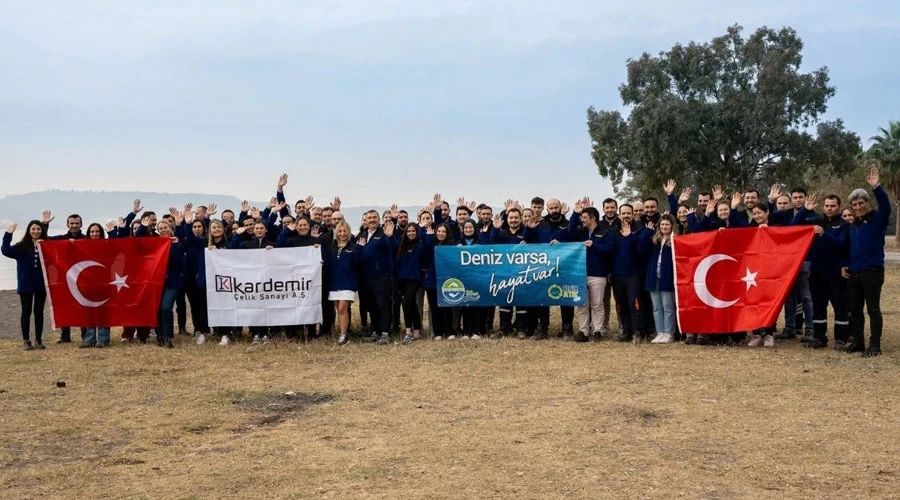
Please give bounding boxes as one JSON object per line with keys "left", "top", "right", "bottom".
{"left": 848, "top": 267, "right": 884, "bottom": 347}
{"left": 175, "top": 286, "right": 187, "bottom": 330}
{"left": 533, "top": 306, "right": 550, "bottom": 334}
{"left": 361, "top": 275, "right": 392, "bottom": 335}
{"left": 482, "top": 306, "right": 496, "bottom": 333}
{"left": 559, "top": 306, "right": 574, "bottom": 332}
{"left": 398, "top": 279, "right": 423, "bottom": 331}
{"left": 185, "top": 285, "right": 209, "bottom": 333}
{"left": 19, "top": 291, "right": 46, "bottom": 343}
{"left": 392, "top": 275, "right": 402, "bottom": 332}
{"left": 426, "top": 288, "right": 452, "bottom": 336}
{"left": 811, "top": 271, "right": 850, "bottom": 342}
{"left": 320, "top": 276, "right": 335, "bottom": 336}
{"left": 611, "top": 274, "right": 645, "bottom": 336}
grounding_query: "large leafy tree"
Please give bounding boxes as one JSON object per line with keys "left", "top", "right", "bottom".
{"left": 865, "top": 120, "right": 900, "bottom": 244}
{"left": 588, "top": 25, "right": 860, "bottom": 198}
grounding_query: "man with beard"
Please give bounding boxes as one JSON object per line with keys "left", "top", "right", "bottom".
{"left": 808, "top": 195, "right": 850, "bottom": 349}
{"left": 358, "top": 210, "right": 396, "bottom": 345}
{"left": 45, "top": 212, "right": 85, "bottom": 343}
{"left": 532, "top": 197, "right": 574, "bottom": 338}
{"left": 610, "top": 204, "right": 649, "bottom": 343}
{"left": 489, "top": 207, "right": 529, "bottom": 339}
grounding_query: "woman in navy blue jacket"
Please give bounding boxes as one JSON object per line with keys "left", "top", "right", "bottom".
{"left": 422, "top": 223, "right": 455, "bottom": 340}
{"left": 638, "top": 214, "right": 677, "bottom": 344}
{"left": 323, "top": 220, "right": 363, "bottom": 345}
{"left": 3, "top": 220, "right": 48, "bottom": 350}
{"left": 137, "top": 215, "right": 186, "bottom": 348}
{"left": 394, "top": 222, "right": 427, "bottom": 345}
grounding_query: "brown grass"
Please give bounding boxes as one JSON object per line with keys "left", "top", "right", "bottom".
{"left": 2, "top": 269, "right": 900, "bottom": 499}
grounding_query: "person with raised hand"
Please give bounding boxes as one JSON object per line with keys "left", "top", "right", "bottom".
{"left": 637, "top": 214, "right": 677, "bottom": 344}
{"left": 609, "top": 203, "right": 649, "bottom": 343}
{"left": 358, "top": 215, "right": 396, "bottom": 345}
{"left": 322, "top": 220, "right": 364, "bottom": 346}
{"left": 842, "top": 167, "right": 891, "bottom": 357}
{"left": 78, "top": 222, "right": 114, "bottom": 348}
{"left": 3, "top": 221, "right": 48, "bottom": 350}
{"left": 422, "top": 223, "right": 456, "bottom": 340}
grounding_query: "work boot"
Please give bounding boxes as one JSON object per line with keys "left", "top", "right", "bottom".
{"left": 774, "top": 328, "right": 796, "bottom": 340}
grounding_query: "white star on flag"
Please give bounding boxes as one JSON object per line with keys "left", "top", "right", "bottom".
{"left": 109, "top": 273, "right": 129, "bottom": 292}
{"left": 741, "top": 268, "right": 758, "bottom": 291}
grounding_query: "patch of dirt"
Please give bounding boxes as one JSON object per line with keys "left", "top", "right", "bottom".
{"left": 231, "top": 391, "right": 335, "bottom": 432}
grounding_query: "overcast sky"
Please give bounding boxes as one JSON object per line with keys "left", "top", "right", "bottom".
{"left": 1, "top": 1, "right": 898, "bottom": 207}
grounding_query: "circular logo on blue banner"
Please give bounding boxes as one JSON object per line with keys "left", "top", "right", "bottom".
{"left": 441, "top": 278, "right": 467, "bottom": 305}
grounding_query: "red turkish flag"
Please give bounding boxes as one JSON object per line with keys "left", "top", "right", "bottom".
{"left": 38, "top": 238, "right": 171, "bottom": 328}
{"left": 673, "top": 226, "right": 814, "bottom": 334}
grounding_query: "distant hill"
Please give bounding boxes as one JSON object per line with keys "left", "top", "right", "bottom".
{"left": 0, "top": 190, "right": 422, "bottom": 231}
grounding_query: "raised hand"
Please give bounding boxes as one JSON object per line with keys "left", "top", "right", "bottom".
{"left": 241, "top": 200, "right": 249, "bottom": 213}
{"left": 332, "top": 196, "right": 341, "bottom": 210}
{"left": 664, "top": 179, "right": 676, "bottom": 196}
{"left": 390, "top": 204, "right": 399, "bottom": 219}
{"left": 583, "top": 196, "right": 594, "bottom": 208}
{"left": 867, "top": 166, "right": 880, "bottom": 187}
{"left": 7, "top": 223, "right": 17, "bottom": 233}
{"left": 492, "top": 214, "right": 503, "bottom": 229}
{"left": 117, "top": 216, "right": 126, "bottom": 228}
{"left": 456, "top": 197, "right": 466, "bottom": 207}
{"left": 425, "top": 225, "right": 434, "bottom": 235}
{"left": 184, "top": 203, "right": 194, "bottom": 216}
{"left": 250, "top": 207, "right": 261, "bottom": 219}
{"left": 768, "top": 184, "right": 782, "bottom": 202}
{"left": 133, "top": 199, "right": 143, "bottom": 214}
{"left": 433, "top": 193, "right": 442, "bottom": 205}
{"left": 277, "top": 173, "right": 288, "bottom": 189}
{"left": 560, "top": 202, "right": 569, "bottom": 215}
{"left": 235, "top": 226, "right": 247, "bottom": 235}
{"left": 357, "top": 235, "right": 367, "bottom": 246}
{"left": 268, "top": 197, "right": 277, "bottom": 209}
{"left": 311, "top": 226, "right": 320, "bottom": 238}
{"left": 467, "top": 200, "right": 476, "bottom": 211}
{"left": 805, "top": 193, "right": 818, "bottom": 211}
{"left": 383, "top": 220, "right": 395, "bottom": 237}
{"left": 106, "top": 220, "right": 115, "bottom": 232}
{"left": 287, "top": 222, "right": 297, "bottom": 232}
{"left": 305, "top": 196, "right": 314, "bottom": 210}
{"left": 731, "top": 192, "right": 742, "bottom": 210}
{"left": 526, "top": 217, "right": 540, "bottom": 229}
{"left": 504, "top": 199, "right": 516, "bottom": 211}
{"left": 573, "top": 198, "right": 584, "bottom": 214}
{"left": 168, "top": 206, "right": 179, "bottom": 217}
{"left": 646, "top": 221, "right": 655, "bottom": 230}
{"left": 711, "top": 185, "right": 724, "bottom": 201}
{"left": 679, "top": 187, "right": 692, "bottom": 204}
{"left": 141, "top": 214, "right": 152, "bottom": 227}
{"left": 41, "top": 210, "right": 54, "bottom": 225}
{"left": 620, "top": 223, "right": 631, "bottom": 237}
{"left": 173, "top": 210, "right": 184, "bottom": 225}
{"left": 207, "top": 203, "right": 218, "bottom": 216}
{"left": 274, "top": 201, "right": 287, "bottom": 213}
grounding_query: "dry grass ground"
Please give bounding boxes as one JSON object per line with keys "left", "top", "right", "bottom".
{"left": 2, "top": 269, "right": 900, "bottom": 499}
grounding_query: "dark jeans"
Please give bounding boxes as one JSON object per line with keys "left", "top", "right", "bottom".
{"left": 398, "top": 279, "right": 422, "bottom": 331}
{"left": 611, "top": 274, "right": 646, "bottom": 336}
{"left": 185, "top": 285, "right": 209, "bottom": 334}
{"left": 848, "top": 267, "right": 884, "bottom": 347}
{"left": 811, "top": 271, "right": 850, "bottom": 342}
{"left": 360, "top": 274, "right": 392, "bottom": 334}
{"left": 19, "top": 291, "right": 46, "bottom": 343}
{"left": 158, "top": 287, "right": 179, "bottom": 341}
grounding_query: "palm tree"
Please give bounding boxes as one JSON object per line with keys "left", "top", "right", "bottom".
{"left": 867, "top": 121, "right": 900, "bottom": 247}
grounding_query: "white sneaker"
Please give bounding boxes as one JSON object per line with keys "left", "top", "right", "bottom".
{"left": 471, "top": 334, "right": 481, "bottom": 340}
{"left": 462, "top": 335, "right": 471, "bottom": 340}
{"left": 261, "top": 335, "right": 269, "bottom": 344}
{"left": 252, "top": 335, "right": 261, "bottom": 345}
{"left": 658, "top": 333, "right": 675, "bottom": 344}
{"left": 650, "top": 333, "right": 662, "bottom": 344}
{"left": 218, "top": 336, "right": 230, "bottom": 346}
{"left": 448, "top": 335, "right": 457, "bottom": 340}
{"left": 764, "top": 335, "right": 775, "bottom": 348}
{"left": 195, "top": 333, "right": 206, "bottom": 345}
{"left": 434, "top": 336, "right": 443, "bottom": 341}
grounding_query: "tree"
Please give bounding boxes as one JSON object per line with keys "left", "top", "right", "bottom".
{"left": 865, "top": 120, "right": 900, "bottom": 245}
{"left": 588, "top": 25, "right": 861, "bottom": 198}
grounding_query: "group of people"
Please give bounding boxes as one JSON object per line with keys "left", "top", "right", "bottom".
{"left": 3, "top": 168, "right": 890, "bottom": 357}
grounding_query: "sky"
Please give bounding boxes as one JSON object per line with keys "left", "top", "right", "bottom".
{"left": 1, "top": 1, "right": 899, "bottom": 208}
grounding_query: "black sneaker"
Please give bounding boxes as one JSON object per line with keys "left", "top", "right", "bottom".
{"left": 23, "top": 341, "right": 33, "bottom": 351}
{"left": 532, "top": 332, "right": 549, "bottom": 341}
{"left": 846, "top": 341, "right": 865, "bottom": 353}
{"left": 833, "top": 340, "right": 851, "bottom": 351}
{"left": 338, "top": 334, "right": 350, "bottom": 346}
{"left": 696, "top": 335, "right": 710, "bottom": 345}
{"left": 573, "top": 333, "right": 589, "bottom": 343}
{"left": 376, "top": 334, "right": 390, "bottom": 345}
{"left": 804, "top": 338, "right": 828, "bottom": 349}
{"left": 401, "top": 334, "right": 414, "bottom": 345}
{"left": 57, "top": 337, "right": 71, "bottom": 344}
{"left": 613, "top": 332, "right": 633, "bottom": 343}
{"left": 863, "top": 346, "right": 882, "bottom": 358}
{"left": 34, "top": 343, "right": 46, "bottom": 350}
{"left": 489, "top": 333, "right": 502, "bottom": 340}
{"left": 164, "top": 340, "right": 175, "bottom": 349}
{"left": 774, "top": 328, "right": 796, "bottom": 340}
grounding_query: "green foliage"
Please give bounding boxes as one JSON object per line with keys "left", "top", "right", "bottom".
{"left": 588, "top": 24, "right": 861, "bottom": 196}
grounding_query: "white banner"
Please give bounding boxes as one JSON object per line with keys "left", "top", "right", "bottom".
{"left": 205, "top": 247, "right": 323, "bottom": 327}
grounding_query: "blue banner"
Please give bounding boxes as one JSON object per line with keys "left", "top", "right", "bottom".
{"left": 434, "top": 243, "right": 586, "bottom": 307}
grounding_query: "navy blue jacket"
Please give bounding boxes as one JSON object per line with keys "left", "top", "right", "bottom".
{"left": 232, "top": 235, "right": 274, "bottom": 249}
{"left": 2, "top": 233, "right": 44, "bottom": 294}
{"left": 638, "top": 231, "right": 675, "bottom": 292}
{"left": 559, "top": 214, "right": 614, "bottom": 277}
{"left": 394, "top": 238, "right": 428, "bottom": 282}
{"left": 422, "top": 235, "right": 458, "bottom": 289}
{"left": 813, "top": 215, "right": 849, "bottom": 275}
{"left": 489, "top": 226, "right": 527, "bottom": 245}
{"left": 848, "top": 185, "right": 891, "bottom": 273}
{"left": 610, "top": 224, "right": 646, "bottom": 276}
{"left": 324, "top": 242, "right": 363, "bottom": 292}
{"left": 164, "top": 241, "right": 187, "bottom": 290}
{"left": 358, "top": 227, "right": 395, "bottom": 278}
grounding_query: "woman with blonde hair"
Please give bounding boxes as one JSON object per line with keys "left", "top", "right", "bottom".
{"left": 323, "top": 220, "right": 363, "bottom": 345}
{"left": 638, "top": 214, "right": 677, "bottom": 344}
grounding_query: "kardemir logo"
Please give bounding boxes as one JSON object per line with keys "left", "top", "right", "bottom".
{"left": 215, "top": 275, "right": 232, "bottom": 292}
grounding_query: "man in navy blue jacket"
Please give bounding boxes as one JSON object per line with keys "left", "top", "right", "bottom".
{"left": 843, "top": 167, "right": 891, "bottom": 357}
{"left": 609, "top": 204, "right": 649, "bottom": 343}
{"left": 809, "top": 195, "right": 850, "bottom": 349}
{"left": 358, "top": 211, "right": 396, "bottom": 345}
{"left": 43, "top": 211, "right": 86, "bottom": 343}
